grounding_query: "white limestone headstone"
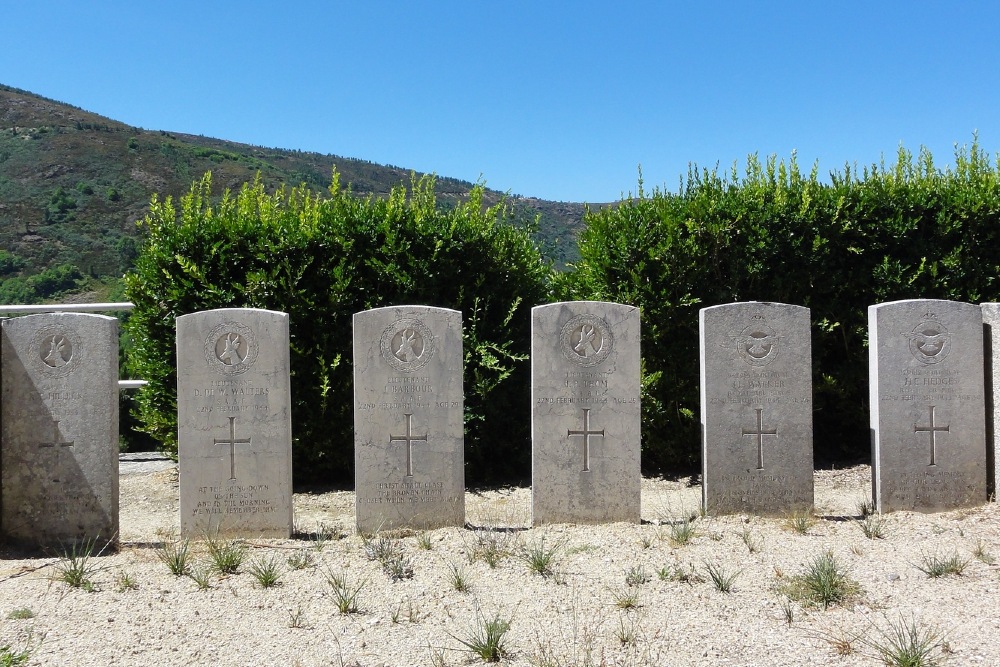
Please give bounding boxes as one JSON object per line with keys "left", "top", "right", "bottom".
{"left": 869, "top": 299, "right": 987, "bottom": 512}
{"left": 982, "top": 302, "right": 1000, "bottom": 499}
{"left": 177, "top": 308, "right": 293, "bottom": 538}
{"left": 700, "top": 302, "right": 814, "bottom": 515}
{"left": 531, "top": 301, "right": 641, "bottom": 525}
{"left": 353, "top": 306, "right": 465, "bottom": 532}
{"left": 1, "top": 313, "right": 119, "bottom": 547}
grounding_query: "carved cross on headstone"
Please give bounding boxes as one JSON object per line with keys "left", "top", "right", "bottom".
{"left": 39, "top": 419, "right": 74, "bottom": 449}
{"left": 214, "top": 416, "right": 252, "bottom": 481}
{"left": 914, "top": 405, "right": 950, "bottom": 466}
{"left": 390, "top": 413, "right": 428, "bottom": 477}
{"left": 742, "top": 408, "right": 778, "bottom": 470}
{"left": 567, "top": 408, "right": 605, "bottom": 472}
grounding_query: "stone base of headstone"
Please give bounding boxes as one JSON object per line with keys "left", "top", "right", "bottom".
{"left": 1, "top": 313, "right": 119, "bottom": 548}
{"left": 177, "top": 308, "right": 293, "bottom": 538}
{"left": 531, "top": 301, "right": 641, "bottom": 525}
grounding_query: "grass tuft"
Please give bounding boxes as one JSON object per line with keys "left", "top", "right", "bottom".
{"left": 704, "top": 561, "right": 739, "bottom": 592}
{"left": 915, "top": 552, "right": 967, "bottom": 578}
{"left": 205, "top": 536, "right": 248, "bottom": 575}
{"left": 783, "top": 550, "right": 861, "bottom": 609}
{"left": 740, "top": 527, "right": 763, "bottom": 553}
{"left": 286, "top": 547, "right": 314, "bottom": 570}
{"left": 624, "top": 565, "right": 649, "bottom": 587}
{"left": 972, "top": 538, "right": 995, "bottom": 565}
{"left": 52, "top": 538, "right": 103, "bottom": 591}
{"left": 452, "top": 610, "right": 512, "bottom": 662}
{"left": 157, "top": 539, "right": 190, "bottom": 576}
{"left": 785, "top": 511, "right": 815, "bottom": 535}
{"left": 521, "top": 536, "right": 563, "bottom": 578}
{"left": 248, "top": 553, "right": 283, "bottom": 588}
{"left": 327, "top": 571, "right": 366, "bottom": 614}
{"left": 859, "top": 512, "right": 888, "bottom": 539}
{"left": 187, "top": 564, "right": 213, "bottom": 590}
{"left": 668, "top": 517, "right": 698, "bottom": 546}
{"left": 861, "top": 614, "right": 947, "bottom": 667}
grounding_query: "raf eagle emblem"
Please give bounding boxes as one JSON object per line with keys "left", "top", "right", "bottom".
{"left": 905, "top": 317, "right": 951, "bottom": 364}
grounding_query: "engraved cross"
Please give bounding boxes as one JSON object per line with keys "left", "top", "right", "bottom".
{"left": 214, "top": 416, "right": 252, "bottom": 481}
{"left": 567, "top": 408, "right": 605, "bottom": 472}
{"left": 742, "top": 408, "right": 778, "bottom": 470}
{"left": 914, "top": 405, "right": 950, "bottom": 466}
{"left": 390, "top": 413, "right": 428, "bottom": 477}
{"left": 39, "top": 420, "right": 74, "bottom": 449}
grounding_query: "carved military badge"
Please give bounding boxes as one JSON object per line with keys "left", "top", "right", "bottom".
{"left": 31, "top": 325, "right": 76, "bottom": 377}
{"left": 905, "top": 314, "right": 950, "bottom": 365}
{"left": 204, "top": 321, "right": 258, "bottom": 374}
{"left": 381, "top": 318, "right": 435, "bottom": 373}
{"left": 561, "top": 314, "right": 613, "bottom": 367}
{"left": 732, "top": 316, "right": 779, "bottom": 366}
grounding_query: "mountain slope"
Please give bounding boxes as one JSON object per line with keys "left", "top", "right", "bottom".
{"left": 0, "top": 84, "right": 593, "bottom": 299}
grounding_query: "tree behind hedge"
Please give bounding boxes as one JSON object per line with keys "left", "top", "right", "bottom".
{"left": 560, "top": 142, "right": 1000, "bottom": 472}
{"left": 124, "top": 172, "right": 551, "bottom": 485}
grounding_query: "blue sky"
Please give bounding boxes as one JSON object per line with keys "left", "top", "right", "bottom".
{"left": 3, "top": 2, "right": 998, "bottom": 202}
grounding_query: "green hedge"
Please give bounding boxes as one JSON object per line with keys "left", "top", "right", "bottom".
{"left": 560, "top": 143, "right": 1000, "bottom": 471}
{"left": 124, "top": 172, "right": 551, "bottom": 484}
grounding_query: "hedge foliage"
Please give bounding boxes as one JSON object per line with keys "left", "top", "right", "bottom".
{"left": 124, "top": 172, "right": 550, "bottom": 484}
{"left": 560, "top": 142, "right": 1000, "bottom": 471}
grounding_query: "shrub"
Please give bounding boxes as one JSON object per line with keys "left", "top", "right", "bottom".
{"left": 124, "top": 171, "right": 550, "bottom": 484}
{"left": 562, "top": 141, "right": 1000, "bottom": 470}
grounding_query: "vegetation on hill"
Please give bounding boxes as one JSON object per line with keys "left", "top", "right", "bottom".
{"left": 0, "top": 83, "right": 590, "bottom": 306}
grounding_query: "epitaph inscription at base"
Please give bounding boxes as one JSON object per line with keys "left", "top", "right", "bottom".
{"left": 177, "top": 308, "right": 293, "bottom": 538}
{"left": 870, "top": 299, "right": 987, "bottom": 512}
{"left": 1, "top": 313, "right": 119, "bottom": 547}
{"left": 354, "top": 306, "right": 465, "bottom": 532}
{"left": 531, "top": 301, "right": 641, "bottom": 525}
{"left": 700, "top": 302, "right": 813, "bottom": 516}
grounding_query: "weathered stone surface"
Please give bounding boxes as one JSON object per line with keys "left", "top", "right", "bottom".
{"left": 177, "top": 309, "right": 293, "bottom": 538}
{"left": 978, "top": 302, "right": 1000, "bottom": 498}
{"left": 353, "top": 306, "right": 465, "bottom": 532}
{"left": 870, "top": 299, "right": 987, "bottom": 512}
{"left": 531, "top": 301, "right": 641, "bottom": 525}
{"left": 1, "top": 313, "right": 119, "bottom": 547}
{"left": 700, "top": 302, "right": 814, "bottom": 515}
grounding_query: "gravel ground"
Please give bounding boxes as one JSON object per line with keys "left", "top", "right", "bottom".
{"left": 1, "top": 463, "right": 998, "bottom": 666}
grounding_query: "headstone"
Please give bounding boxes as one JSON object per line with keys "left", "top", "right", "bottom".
{"left": 870, "top": 299, "right": 987, "bottom": 512}
{"left": 982, "top": 303, "right": 1000, "bottom": 498}
{"left": 353, "top": 306, "right": 465, "bottom": 532}
{"left": 700, "top": 302, "right": 813, "bottom": 515}
{"left": 531, "top": 301, "right": 641, "bottom": 525}
{"left": 177, "top": 308, "right": 293, "bottom": 538}
{"left": 1, "top": 313, "right": 119, "bottom": 547}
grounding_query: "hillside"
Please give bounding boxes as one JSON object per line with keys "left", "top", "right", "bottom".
{"left": 0, "top": 84, "right": 593, "bottom": 302}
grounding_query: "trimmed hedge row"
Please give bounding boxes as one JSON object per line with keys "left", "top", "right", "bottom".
{"left": 560, "top": 143, "right": 1000, "bottom": 471}
{"left": 124, "top": 172, "right": 550, "bottom": 484}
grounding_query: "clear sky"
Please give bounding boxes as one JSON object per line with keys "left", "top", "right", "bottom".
{"left": 3, "top": 2, "right": 998, "bottom": 203}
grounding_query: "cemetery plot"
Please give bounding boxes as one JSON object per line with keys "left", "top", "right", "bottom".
{"left": 531, "top": 301, "right": 641, "bottom": 525}
{"left": 869, "top": 299, "right": 987, "bottom": 512}
{"left": 177, "top": 308, "right": 293, "bottom": 538}
{"left": 700, "top": 302, "right": 814, "bottom": 515}
{"left": 1, "top": 313, "right": 119, "bottom": 547}
{"left": 353, "top": 306, "right": 465, "bottom": 532}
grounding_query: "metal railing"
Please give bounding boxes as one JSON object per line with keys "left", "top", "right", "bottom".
{"left": 1, "top": 302, "right": 145, "bottom": 389}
